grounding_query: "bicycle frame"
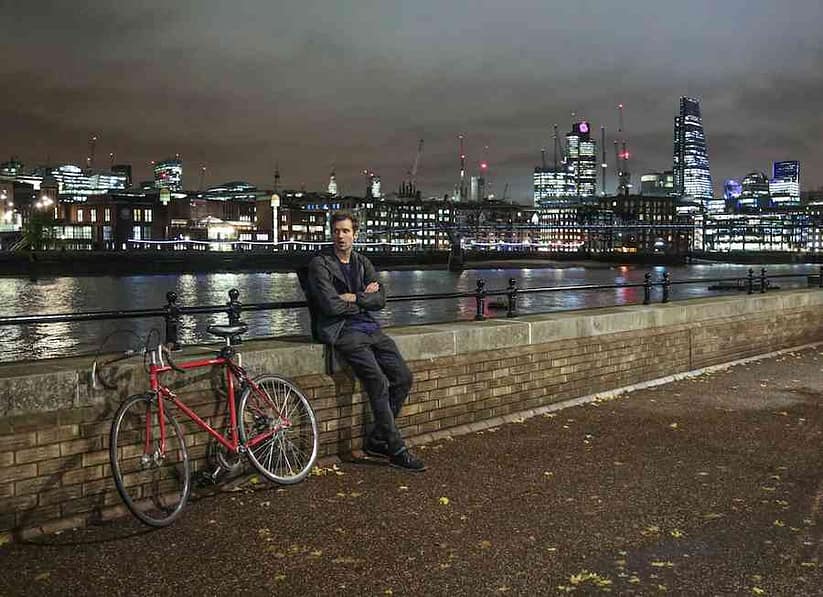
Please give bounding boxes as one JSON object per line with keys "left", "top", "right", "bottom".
{"left": 148, "top": 352, "right": 287, "bottom": 457}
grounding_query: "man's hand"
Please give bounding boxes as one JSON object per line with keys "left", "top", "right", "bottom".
{"left": 340, "top": 293, "right": 357, "bottom": 303}
{"left": 364, "top": 282, "right": 380, "bottom": 294}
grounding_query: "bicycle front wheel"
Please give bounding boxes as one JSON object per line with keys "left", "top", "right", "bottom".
{"left": 238, "top": 375, "right": 319, "bottom": 484}
{"left": 110, "top": 393, "right": 191, "bottom": 527}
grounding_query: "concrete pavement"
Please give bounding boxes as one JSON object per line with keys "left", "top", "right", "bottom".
{"left": 1, "top": 347, "right": 822, "bottom": 595}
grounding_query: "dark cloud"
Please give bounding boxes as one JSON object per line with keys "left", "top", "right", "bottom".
{"left": 1, "top": 0, "right": 822, "bottom": 199}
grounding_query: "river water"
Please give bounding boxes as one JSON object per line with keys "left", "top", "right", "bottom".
{"left": 0, "top": 262, "right": 816, "bottom": 362}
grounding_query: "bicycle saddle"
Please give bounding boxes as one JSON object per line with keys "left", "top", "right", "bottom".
{"left": 207, "top": 324, "right": 248, "bottom": 339}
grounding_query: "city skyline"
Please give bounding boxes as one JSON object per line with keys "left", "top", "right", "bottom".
{"left": 2, "top": 1, "right": 822, "bottom": 201}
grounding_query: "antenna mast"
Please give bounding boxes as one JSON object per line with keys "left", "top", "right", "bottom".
{"left": 600, "top": 125, "right": 607, "bottom": 196}
{"left": 458, "top": 134, "right": 466, "bottom": 201}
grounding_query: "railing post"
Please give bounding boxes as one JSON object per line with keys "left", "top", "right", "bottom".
{"left": 506, "top": 277, "right": 518, "bottom": 318}
{"left": 643, "top": 272, "right": 651, "bottom": 305}
{"left": 227, "top": 288, "right": 242, "bottom": 345}
{"left": 474, "top": 279, "right": 486, "bottom": 321}
{"left": 760, "top": 267, "right": 767, "bottom": 294}
{"left": 819, "top": 265, "right": 823, "bottom": 289}
{"left": 747, "top": 268, "right": 754, "bottom": 295}
{"left": 164, "top": 291, "right": 180, "bottom": 351}
{"left": 662, "top": 272, "right": 671, "bottom": 304}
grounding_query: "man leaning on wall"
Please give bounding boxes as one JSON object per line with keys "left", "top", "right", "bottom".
{"left": 306, "top": 211, "right": 425, "bottom": 472}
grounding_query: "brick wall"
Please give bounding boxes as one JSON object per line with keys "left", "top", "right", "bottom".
{"left": 1, "top": 290, "right": 822, "bottom": 540}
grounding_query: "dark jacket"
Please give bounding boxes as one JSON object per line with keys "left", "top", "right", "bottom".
{"left": 306, "top": 248, "right": 386, "bottom": 344}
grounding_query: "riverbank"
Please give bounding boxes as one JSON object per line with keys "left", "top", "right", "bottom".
{"left": 0, "top": 250, "right": 687, "bottom": 277}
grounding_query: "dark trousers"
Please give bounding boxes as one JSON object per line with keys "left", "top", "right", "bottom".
{"left": 334, "top": 330, "right": 413, "bottom": 454}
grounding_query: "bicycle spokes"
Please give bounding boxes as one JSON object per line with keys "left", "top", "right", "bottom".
{"left": 239, "top": 375, "right": 318, "bottom": 485}
{"left": 110, "top": 394, "right": 191, "bottom": 527}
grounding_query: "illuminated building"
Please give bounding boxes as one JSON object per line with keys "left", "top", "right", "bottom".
{"left": 328, "top": 169, "right": 339, "bottom": 196}
{"left": 565, "top": 121, "right": 598, "bottom": 197}
{"left": 0, "top": 159, "right": 23, "bottom": 178}
{"left": 739, "top": 172, "right": 770, "bottom": 210}
{"left": 673, "top": 97, "right": 713, "bottom": 203}
{"left": 769, "top": 160, "right": 800, "bottom": 206}
{"left": 723, "top": 179, "right": 742, "bottom": 200}
{"left": 27, "top": 165, "right": 128, "bottom": 200}
{"left": 112, "top": 164, "right": 133, "bottom": 188}
{"left": 699, "top": 212, "right": 811, "bottom": 252}
{"left": 154, "top": 159, "right": 183, "bottom": 191}
{"left": 533, "top": 167, "right": 574, "bottom": 207}
{"left": 640, "top": 171, "right": 675, "bottom": 197}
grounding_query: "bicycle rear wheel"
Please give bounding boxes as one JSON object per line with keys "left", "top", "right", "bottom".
{"left": 110, "top": 393, "right": 191, "bottom": 527}
{"left": 238, "top": 375, "right": 318, "bottom": 484}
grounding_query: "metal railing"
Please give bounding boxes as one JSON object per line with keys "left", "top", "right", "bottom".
{"left": 1, "top": 266, "right": 821, "bottom": 351}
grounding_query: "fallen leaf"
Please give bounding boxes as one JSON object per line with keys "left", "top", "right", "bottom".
{"left": 439, "top": 496, "right": 450, "bottom": 506}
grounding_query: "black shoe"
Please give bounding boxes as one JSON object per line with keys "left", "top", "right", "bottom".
{"left": 363, "top": 436, "right": 392, "bottom": 458}
{"left": 389, "top": 448, "right": 426, "bottom": 472}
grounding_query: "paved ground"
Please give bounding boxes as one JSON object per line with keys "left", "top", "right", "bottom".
{"left": 2, "top": 348, "right": 823, "bottom": 596}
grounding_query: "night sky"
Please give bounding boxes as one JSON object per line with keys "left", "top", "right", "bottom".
{"left": 2, "top": 0, "right": 822, "bottom": 203}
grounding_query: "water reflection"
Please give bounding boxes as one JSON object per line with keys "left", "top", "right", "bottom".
{"left": 0, "top": 262, "right": 815, "bottom": 362}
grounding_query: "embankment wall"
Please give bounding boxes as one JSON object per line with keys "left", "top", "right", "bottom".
{"left": 1, "top": 289, "right": 821, "bottom": 539}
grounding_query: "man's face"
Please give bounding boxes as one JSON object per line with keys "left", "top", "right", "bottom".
{"left": 332, "top": 218, "right": 356, "bottom": 254}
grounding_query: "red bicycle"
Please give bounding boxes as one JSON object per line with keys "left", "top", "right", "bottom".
{"left": 96, "top": 324, "right": 318, "bottom": 526}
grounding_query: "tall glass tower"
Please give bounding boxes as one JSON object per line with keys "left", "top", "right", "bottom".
{"left": 673, "top": 97, "right": 713, "bottom": 204}
{"left": 769, "top": 160, "right": 800, "bottom": 206}
{"left": 565, "top": 121, "right": 597, "bottom": 197}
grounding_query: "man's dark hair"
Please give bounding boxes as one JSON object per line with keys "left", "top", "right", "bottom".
{"left": 331, "top": 210, "right": 359, "bottom": 232}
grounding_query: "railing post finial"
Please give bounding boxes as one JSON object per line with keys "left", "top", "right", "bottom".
{"left": 662, "top": 272, "right": 671, "bottom": 304}
{"left": 164, "top": 291, "right": 180, "bottom": 351}
{"left": 506, "top": 278, "right": 518, "bottom": 318}
{"left": 474, "top": 279, "right": 486, "bottom": 321}
{"left": 643, "top": 272, "right": 652, "bottom": 305}
{"left": 227, "top": 288, "right": 242, "bottom": 345}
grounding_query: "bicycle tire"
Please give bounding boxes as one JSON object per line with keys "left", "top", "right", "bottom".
{"left": 110, "top": 393, "right": 191, "bottom": 527}
{"left": 238, "top": 375, "right": 319, "bottom": 484}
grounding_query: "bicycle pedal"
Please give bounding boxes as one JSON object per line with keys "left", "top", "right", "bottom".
{"left": 195, "top": 468, "right": 223, "bottom": 486}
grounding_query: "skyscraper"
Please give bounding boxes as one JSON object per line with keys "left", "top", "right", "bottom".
{"left": 533, "top": 167, "right": 574, "bottom": 206}
{"left": 739, "top": 171, "right": 770, "bottom": 210}
{"left": 154, "top": 158, "right": 183, "bottom": 191}
{"left": 565, "top": 121, "right": 597, "bottom": 197}
{"left": 769, "top": 160, "right": 800, "bottom": 206}
{"left": 672, "top": 97, "right": 713, "bottom": 203}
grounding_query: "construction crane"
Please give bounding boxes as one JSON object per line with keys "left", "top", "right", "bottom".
{"left": 86, "top": 134, "right": 98, "bottom": 169}
{"left": 410, "top": 138, "right": 423, "bottom": 187}
{"left": 600, "top": 125, "right": 607, "bottom": 196}
{"left": 616, "top": 104, "right": 631, "bottom": 195}
{"left": 400, "top": 139, "right": 424, "bottom": 198}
